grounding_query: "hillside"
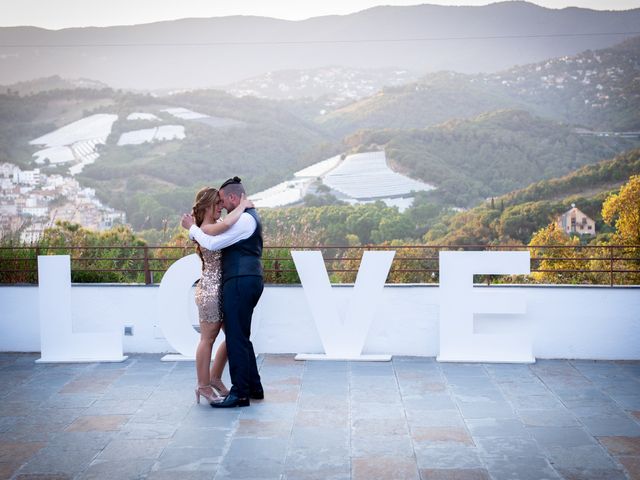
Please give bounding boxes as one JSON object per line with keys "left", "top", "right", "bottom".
{"left": 0, "top": 88, "right": 336, "bottom": 229}
{"left": 424, "top": 148, "right": 640, "bottom": 245}
{"left": 317, "top": 72, "right": 517, "bottom": 136}
{"left": 225, "top": 66, "right": 418, "bottom": 105}
{"left": 349, "top": 110, "right": 640, "bottom": 207}
{"left": 1, "top": 2, "right": 639, "bottom": 90}
{"left": 3, "top": 75, "right": 110, "bottom": 96}
{"left": 319, "top": 35, "right": 640, "bottom": 134}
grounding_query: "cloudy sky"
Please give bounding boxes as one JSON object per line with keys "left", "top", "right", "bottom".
{"left": 1, "top": 0, "right": 639, "bottom": 30}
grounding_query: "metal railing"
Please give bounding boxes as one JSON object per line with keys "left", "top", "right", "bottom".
{"left": 1, "top": 244, "right": 639, "bottom": 286}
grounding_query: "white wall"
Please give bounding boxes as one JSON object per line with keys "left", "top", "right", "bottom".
{"left": 1, "top": 284, "right": 639, "bottom": 360}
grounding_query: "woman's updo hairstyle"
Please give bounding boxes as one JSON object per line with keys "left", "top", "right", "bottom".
{"left": 191, "top": 187, "right": 218, "bottom": 227}
{"left": 191, "top": 187, "right": 218, "bottom": 269}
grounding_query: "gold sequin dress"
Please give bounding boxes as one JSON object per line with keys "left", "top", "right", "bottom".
{"left": 194, "top": 248, "right": 223, "bottom": 323}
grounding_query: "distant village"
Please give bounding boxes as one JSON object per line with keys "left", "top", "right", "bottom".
{"left": 0, "top": 163, "right": 125, "bottom": 243}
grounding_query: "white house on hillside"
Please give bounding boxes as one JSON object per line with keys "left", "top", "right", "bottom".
{"left": 557, "top": 204, "right": 596, "bottom": 236}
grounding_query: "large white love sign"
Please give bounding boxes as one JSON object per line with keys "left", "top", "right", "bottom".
{"left": 157, "top": 253, "right": 201, "bottom": 361}
{"left": 37, "top": 255, "right": 126, "bottom": 363}
{"left": 292, "top": 250, "right": 395, "bottom": 361}
{"left": 438, "top": 251, "right": 532, "bottom": 363}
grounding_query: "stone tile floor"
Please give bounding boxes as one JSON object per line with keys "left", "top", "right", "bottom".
{"left": 0, "top": 354, "right": 639, "bottom": 479}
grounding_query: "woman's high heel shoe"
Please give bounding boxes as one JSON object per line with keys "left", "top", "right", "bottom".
{"left": 195, "top": 385, "right": 221, "bottom": 404}
{"left": 210, "top": 378, "right": 230, "bottom": 397}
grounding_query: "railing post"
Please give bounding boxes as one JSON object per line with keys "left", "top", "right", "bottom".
{"left": 610, "top": 245, "right": 614, "bottom": 287}
{"left": 34, "top": 246, "right": 40, "bottom": 283}
{"left": 143, "top": 246, "right": 152, "bottom": 285}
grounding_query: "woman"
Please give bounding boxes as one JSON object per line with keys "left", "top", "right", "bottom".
{"left": 191, "top": 186, "right": 253, "bottom": 404}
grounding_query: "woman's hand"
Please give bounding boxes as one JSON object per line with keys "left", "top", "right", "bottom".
{"left": 240, "top": 193, "right": 254, "bottom": 210}
{"left": 181, "top": 213, "right": 195, "bottom": 229}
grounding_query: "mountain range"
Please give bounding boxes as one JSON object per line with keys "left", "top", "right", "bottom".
{"left": 0, "top": 2, "right": 639, "bottom": 90}
{"left": 1, "top": 28, "right": 639, "bottom": 234}
{"left": 317, "top": 35, "right": 640, "bottom": 134}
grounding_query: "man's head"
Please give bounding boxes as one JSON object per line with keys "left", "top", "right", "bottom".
{"left": 219, "top": 176, "right": 245, "bottom": 211}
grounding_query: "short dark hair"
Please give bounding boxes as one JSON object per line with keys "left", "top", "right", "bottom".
{"left": 220, "top": 176, "right": 245, "bottom": 197}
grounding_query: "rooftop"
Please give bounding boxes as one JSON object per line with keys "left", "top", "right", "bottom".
{"left": 1, "top": 354, "right": 639, "bottom": 479}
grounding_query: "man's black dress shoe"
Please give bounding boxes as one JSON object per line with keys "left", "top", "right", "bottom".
{"left": 210, "top": 393, "right": 250, "bottom": 408}
{"left": 250, "top": 388, "right": 264, "bottom": 400}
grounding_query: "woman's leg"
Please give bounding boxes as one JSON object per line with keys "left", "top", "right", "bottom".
{"left": 196, "top": 320, "right": 221, "bottom": 386}
{"left": 210, "top": 341, "right": 229, "bottom": 395}
{"left": 211, "top": 340, "right": 227, "bottom": 380}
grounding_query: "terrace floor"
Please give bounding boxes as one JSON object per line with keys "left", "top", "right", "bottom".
{"left": 1, "top": 354, "right": 639, "bottom": 480}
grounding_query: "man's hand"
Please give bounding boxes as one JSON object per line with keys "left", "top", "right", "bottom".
{"left": 181, "top": 213, "right": 195, "bottom": 230}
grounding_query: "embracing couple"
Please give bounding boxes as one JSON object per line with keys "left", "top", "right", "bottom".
{"left": 181, "top": 177, "right": 264, "bottom": 408}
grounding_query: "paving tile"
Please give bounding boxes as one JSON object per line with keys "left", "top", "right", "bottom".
{"left": 225, "top": 436, "right": 288, "bottom": 460}
{"left": 351, "top": 434, "right": 414, "bottom": 457}
{"left": 517, "top": 409, "right": 579, "bottom": 427}
{"left": 555, "top": 388, "right": 617, "bottom": 409}
{"left": 14, "top": 474, "right": 73, "bottom": 480}
{"left": 283, "top": 466, "right": 351, "bottom": 480}
{"left": 410, "top": 426, "right": 474, "bottom": 446}
{"left": 0, "top": 462, "right": 21, "bottom": 479}
{"left": 419, "top": 468, "right": 491, "bottom": 480}
{"left": 350, "top": 402, "right": 406, "bottom": 420}
{"left": 527, "top": 426, "right": 596, "bottom": 447}
{"left": 76, "top": 458, "right": 156, "bottom": 479}
{"left": 352, "top": 456, "right": 419, "bottom": 480}
{"left": 618, "top": 456, "right": 640, "bottom": 480}
{"left": 545, "top": 444, "right": 621, "bottom": 469}
{"left": 65, "top": 414, "right": 129, "bottom": 432}
{"left": 18, "top": 444, "right": 102, "bottom": 476}
{"left": 456, "top": 401, "right": 516, "bottom": 420}
{"left": 398, "top": 380, "right": 447, "bottom": 395}
{"left": 94, "top": 438, "right": 169, "bottom": 461}
{"left": 414, "top": 445, "right": 483, "bottom": 469}
{"left": 402, "top": 395, "right": 457, "bottom": 411}
{"left": 0, "top": 441, "right": 46, "bottom": 464}
{"left": 404, "top": 409, "right": 465, "bottom": 428}
{"left": 465, "top": 418, "right": 529, "bottom": 438}
{"left": 581, "top": 414, "right": 640, "bottom": 436}
{"left": 235, "top": 419, "right": 292, "bottom": 438}
{"left": 154, "top": 445, "right": 221, "bottom": 472}
{"left": 552, "top": 466, "right": 628, "bottom": 480}
{"left": 440, "top": 364, "right": 487, "bottom": 377}
{"left": 117, "top": 420, "right": 178, "bottom": 440}
{"left": 168, "top": 426, "right": 231, "bottom": 450}
{"left": 215, "top": 458, "right": 284, "bottom": 479}
{"left": 507, "top": 394, "right": 564, "bottom": 410}
{"left": 49, "top": 431, "right": 116, "bottom": 451}
{"left": 474, "top": 436, "right": 542, "bottom": 457}
{"left": 295, "top": 409, "right": 348, "bottom": 428}
{"left": 285, "top": 444, "right": 349, "bottom": 470}
{"left": 482, "top": 456, "right": 561, "bottom": 480}
{"left": 290, "top": 426, "right": 348, "bottom": 449}
{"left": 145, "top": 472, "right": 213, "bottom": 480}
{"left": 83, "top": 398, "right": 145, "bottom": 415}
{"left": 611, "top": 394, "right": 640, "bottom": 410}
{"left": 351, "top": 417, "right": 408, "bottom": 436}
{"left": 598, "top": 435, "right": 640, "bottom": 456}
{"left": 3, "top": 420, "right": 69, "bottom": 442}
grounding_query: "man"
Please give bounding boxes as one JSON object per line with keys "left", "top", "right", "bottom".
{"left": 181, "top": 176, "right": 264, "bottom": 407}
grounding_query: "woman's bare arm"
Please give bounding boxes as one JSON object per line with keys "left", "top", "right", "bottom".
{"left": 200, "top": 195, "right": 254, "bottom": 236}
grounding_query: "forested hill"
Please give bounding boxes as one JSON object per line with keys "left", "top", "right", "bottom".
{"left": 318, "top": 35, "right": 640, "bottom": 135}
{"left": 0, "top": 88, "right": 336, "bottom": 229}
{"left": 348, "top": 110, "right": 640, "bottom": 207}
{"left": 423, "top": 148, "right": 640, "bottom": 245}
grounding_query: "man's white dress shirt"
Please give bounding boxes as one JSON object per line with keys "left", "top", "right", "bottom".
{"left": 189, "top": 212, "right": 256, "bottom": 251}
